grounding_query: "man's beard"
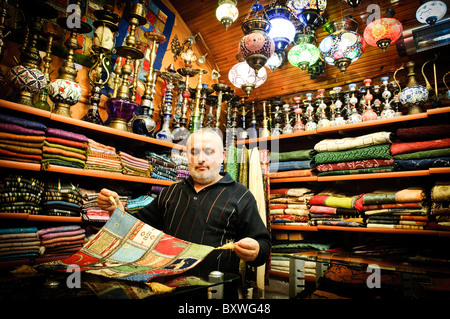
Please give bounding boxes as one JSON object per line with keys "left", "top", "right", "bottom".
{"left": 189, "top": 164, "right": 221, "bottom": 185}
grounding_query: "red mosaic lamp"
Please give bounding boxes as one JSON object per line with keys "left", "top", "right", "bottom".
{"left": 363, "top": 9, "right": 403, "bottom": 52}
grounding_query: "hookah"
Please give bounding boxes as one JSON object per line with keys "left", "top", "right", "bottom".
{"left": 293, "top": 96, "right": 305, "bottom": 132}
{"left": 316, "top": 89, "right": 330, "bottom": 128}
{"left": 332, "top": 87, "right": 346, "bottom": 126}
{"left": 83, "top": 5, "right": 120, "bottom": 124}
{"left": 130, "top": 31, "right": 167, "bottom": 136}
{"left": 105, "top": 2, "right": 146, "bottom": 130}
{"left": 34, "top": 21, "right": 60, "bottom": 111}
{"left": 380, "top": 76, "right": 395, "bottom": 118}
{"left": 172, "top": 81, "right": 186, "bottom": 143}
{"left": 204, "top": 94, "right": 217, "bottom": 128}
{"left": 157, "top": 64, "right": 183, "bottom": 141}
{"left": 189, "top": 69, "right": 207, "bottom": 133}
{"left": 212, "top": 82, "right": 230, "bottom": 130}
{"left": 271, "top": 100, "right": 283, "bottom": 136}
{"left": 282, "top": 103, "right": 294, "bottom": 133}
{"left": 347, "top": 83, "right": 362, "bottom": 123}
{"left": 247, "top": 101, "right": 258, "bottom": 139}
{"left": 304, "top": 93, "right": 317, "bottom": 131}
{"left": 362, "top": 78, "right": 378, "bottom": 121}
{"left": 260, "top": 101, "right": 271, "bottom": 138}
{"left": 238, "top": 97, "right": 249, "bottom": 141}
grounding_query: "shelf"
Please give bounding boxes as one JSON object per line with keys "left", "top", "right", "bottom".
{"left": 270, "top": 223, "right": 450, "bottom": 236}
{"left": 0, "top": 99, "right": 185, "bottom": 151}
{"left": 0, "top": 212, "right": 82, "bottom": 223}
{"left": 426, "top": 106, "right": 450, "bottom": 116}
{"left": 270, "top": 176, "right": 318, "bottom": 183}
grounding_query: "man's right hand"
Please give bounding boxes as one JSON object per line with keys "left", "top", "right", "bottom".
{"left": 97, "top": 188, "right": 124, "bottom": 215}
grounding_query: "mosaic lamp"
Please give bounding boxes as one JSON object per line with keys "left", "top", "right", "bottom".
{"left": 228, "top": 61, "right": 267, "bottom": 96}
{"left": 266, "top": 51, "right": 285, "bottom": 71}
{"left": 416, "top": 0, "right": 447, "bottom": 26}
{"left": 288, "top": 29, "right": 320, "bottom": 70}
{"left": 319, "top": 15, "right": 364, "bottom": 73}
{"left": 287, "top": 0, "right": 327, "bottom": 28}
{"left": 363, "top": 10, "right": 403, "bottom": 52}
{"left": 266, "top": 4, "right": 296, "bottom": 52}
{"left": 238, "top": 0, "right": 275, "bottom": 71}
{"left": 216, "top": 0, "right": 239, "bottom": 30}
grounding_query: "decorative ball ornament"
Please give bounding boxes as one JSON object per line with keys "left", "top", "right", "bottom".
{"left": 216, "top": 0, "right": 239, "bottom": 30}
{"left": 416, "top": 0, "right": 447, "bottom": 26}
{"left": 8, "top": 65, "right": 46, "bottom": 95}
{"left": 228, "top": 61, "right": 267, "bottom": 96}
{"left": 363, "top": 17, "right": 403, "bottom": 52}
{"left": 319, "top": 16, "right": 364, "bottom": 73}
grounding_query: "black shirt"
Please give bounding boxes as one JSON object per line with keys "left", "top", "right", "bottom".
{"left": 135, "top": 172, "right": 271, "bottom": 275}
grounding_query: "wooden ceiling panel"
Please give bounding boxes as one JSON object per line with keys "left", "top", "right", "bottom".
{"left": 168, "top": 0, "right": 450, "bottom": 105}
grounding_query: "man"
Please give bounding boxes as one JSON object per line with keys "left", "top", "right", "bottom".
{"left": 98, "top": 128, "right": 271, "bottom": 277}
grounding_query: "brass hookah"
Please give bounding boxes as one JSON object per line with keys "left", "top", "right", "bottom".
{"left": 106, "top": 2, "right": 146, "bottom": 131}
{"left": 9, "top": 0, "right": 57, "bottom": 107}
{"left": 83, "top": 5, "right": 120, "bottom": 124}
{"left": 260, "top": 100, "right": 271, "bottom": 138}
{"left": 212, "top": 82, "right": 230, "bottom": 129}
{"left": 189, "top": 69, "right": 207, "bottom": 133}
{"left": 34, "top": 22, "right": 60, "bottom": 111}
{"left": 130, "top": 31, "right": 167, "bottom": 136}
{"left": 238, "top": 97, "right": 249, "bottom": 141}
{"left": 50, "top": 3, "right": 92, "bottom": 117}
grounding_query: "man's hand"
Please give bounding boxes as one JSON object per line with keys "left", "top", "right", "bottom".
{"left": 97, "top": 188, "right": 124, "bottom": 215}
{"left": 234, "top": 237, "right": 260, "bottom": 262}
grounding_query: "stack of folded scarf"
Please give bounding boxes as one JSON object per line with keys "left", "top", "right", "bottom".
{"left": 119, "top": 151, "right": 151, "bottom": 177}
{"left": 391, "top": 124, "right": 450, "bottom": 171}
{"left": 79, "top": 188, "right": 110, "bottom": 223}
{"left": 268, "top": 149, "right": 316, "bottom": 178}
{"left": 0, "top": 174, "right": 44, "bottom": 215}
{"left": 362, "top": 187, "right": 428, "bottom": 230}
{"left": 42, "top": 127, "right": 89, "bottom": 169}
{"left": 145, "top": 151, "right": 177, "bottom": 181}
{"left": 0, "top": 114, "right": 46, "bottom": 164}
{"left": 313, "top": 132, "right": 394, "bottom": 176}
{"left": 269, "top": 188, "right": 315, "bottom": 225}
{"left": 38, "top": 225, "right": 85, "bottom": 258}
{"left": 126, "top": 194, "right": 155, "bottom": 214}
{"left": 85, "top": 139, "right": 122, "bottom": 174}
{"left": 308, "top": 189, "right": 364, "bottom": 227}
{"left": 428, "top": 181, "right": 450, "bottom": 231}
{"left": 171, "top": 152, "right": 190, "bottom": 181}
{"left": 40, "top": 181, "right": 83, "bottom": 217}
{"left": 0, "top": 227, "right": 43, "bottom": 261}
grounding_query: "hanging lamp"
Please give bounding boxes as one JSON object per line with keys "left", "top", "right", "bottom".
{"left": 287, "top": 0, "right": 327, "bottom": 28}
{"left": 266, "top": 51, "right": 285, "bottom": 71}
{"left": 228, "top": 61, "right": 267, "bottom": 96}
{"left": 416, "top": 0, "right": 447, "bottom": 26}
{"left": 216, "top": 0, "right": 239, "bottom": 30}
{"left": 319, "top": 15, "right": 364, "bottom": 73}
{"left": 363, "top": 9, "right": 403, "bottom": 52}
{"left": 288, "top": 28, "right": 320, "bottom": 71}
{"left": 266, "top": 3, "right": 296, "bottom": 52}
{"left": 238, "top": 0, "right": 275, "bottom": 71}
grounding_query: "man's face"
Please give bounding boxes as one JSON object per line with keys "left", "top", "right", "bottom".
{"left": 187, "top": 132, "right": 223, "bottom": 185}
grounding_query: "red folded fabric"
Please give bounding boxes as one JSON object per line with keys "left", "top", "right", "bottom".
{"left": 390, "top": 138, "right": 450, "bottom": 155}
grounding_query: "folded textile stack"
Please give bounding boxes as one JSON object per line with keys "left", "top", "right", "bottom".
{"left": 146, "top": 151, "right": 177, "bottom": 181}
{"left": 79, "top": 188, "right": 110, "bottom": 223}
{"left": 428, "top": 181, "right": 450, "bottom": 231}
{"left": 313, "top": 132, "right": 394, "bottom": 176}
{"left": 42, "top": 127, "right": 88, "bottom": 169}
{"left": 270, "top": 255, "right": 290, "bottom": 275}
{"left": 38, "top": 225, "right": 85, "bottom": 258}
{"left": 391, "top": 124, "right": 450, "bottom": 171}
{"left": 85, "top": 139, "right": 122, "bottom": 174}
{"left": 362, "top": 187, "right": 428, "bottom": 230}
{"left": 0, "top": 113, "right": 46, "bottom": 164}
{"left": 268, "top": 149, "right": 315, "bottom": 178}
{"left": 0, "top": 227, "right": 43, "bottom": 261}
{"left": 171, "top": 152, "right": 190, "bottom": 181}
{"left": 126, "top": 195, "right": 155, "bottom": 214}
{"left": 40, "top": 181, "right": 83, "bottom": 217}
{"left": 269, "top": 188, "right": 315, "bottom": 225}
{"left": 0, "top": 175, "right": 44, "bottom": 215}
{"left": 308, "top": 189, "right": 364, "bottom": 227}
{"left": 119, "top": 151, "right": 151, "bottom": 177}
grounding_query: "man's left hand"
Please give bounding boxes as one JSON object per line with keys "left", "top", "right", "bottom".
{"left": 234, "top": 237, "right": 260, "bottom": 262}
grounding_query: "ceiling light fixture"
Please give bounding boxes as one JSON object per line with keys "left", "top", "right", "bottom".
{"left": 363, "top": 9, "right": 403, "bottom": 52}
{"left": 216, "top": 0, "right": 239, "bottom": 30}
{"left": 228, "top": 61, "right": 267, "bottom": 96}
{"left": 416, "top": 0, "right": 447, "bottom": 26}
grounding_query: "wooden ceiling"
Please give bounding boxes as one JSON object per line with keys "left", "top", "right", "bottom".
{"left": 168, "top": 0, "right": 449, "bottom": 104}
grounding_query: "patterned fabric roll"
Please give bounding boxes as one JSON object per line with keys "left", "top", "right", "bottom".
{"left": 313, "top": 144, "right": 392, "bottom": 165}
{"left": 314, "top": 131, "right": 392, "bottom": 152}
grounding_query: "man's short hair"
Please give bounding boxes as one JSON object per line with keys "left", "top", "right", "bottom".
{"left": 186, "top": 128, "right": 224, "bottom": 153}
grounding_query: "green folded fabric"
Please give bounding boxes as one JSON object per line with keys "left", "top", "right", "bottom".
{"left": 44, "top": 140, "right": 87, "bottom": 155}
{"left": 314, "top": 144, "right": 392, "bottom": 164}
{"left": 317, "top": 166, "right": 394, "bottom": 176}
{"left": 270, "top": 149, "right": 315, "bottom": 162}
{"left": 393, "top": 147, "right": 450, "bottom": 160}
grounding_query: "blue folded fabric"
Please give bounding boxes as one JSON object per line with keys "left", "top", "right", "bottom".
{"left": 269, "top": 160, "right": 312, "bottom": 172}
{"left": 393, "top": 157, "right": 450, "bottom": 171}
{"left": 0, "top": 113, "right": 47, "bottom": 131}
